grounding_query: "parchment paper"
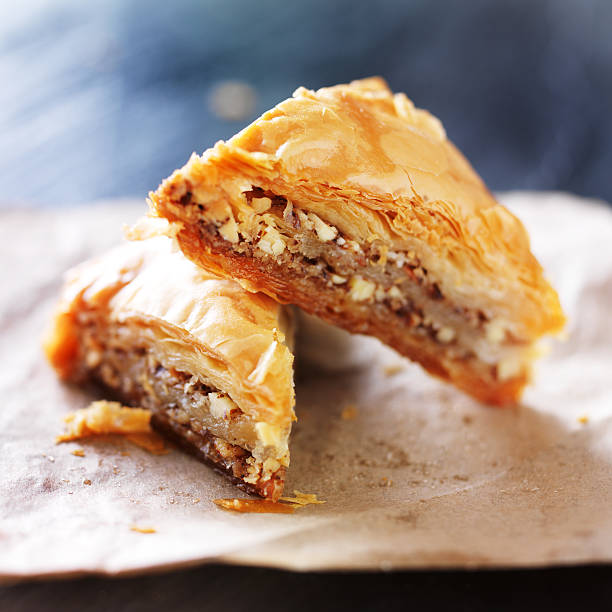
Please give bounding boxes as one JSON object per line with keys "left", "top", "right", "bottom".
{"left": 1, "top": 192, "right": 612, "bottom": 580}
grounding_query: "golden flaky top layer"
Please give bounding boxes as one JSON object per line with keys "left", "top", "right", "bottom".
{"left": 153, "top": 77, "right": 564, "bottom": 342}
{"left": 44, "top": 236, "right": 295, "bottom": 428}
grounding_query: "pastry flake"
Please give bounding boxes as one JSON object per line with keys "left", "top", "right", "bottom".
{"left": 45, "top": 236, "right": 295, "bottom": 500}
{"left": 56, "top": 400, "right": 152, "bottom": 442}
{"left": 150, "top": 77, "right": 565, "bottom": 405}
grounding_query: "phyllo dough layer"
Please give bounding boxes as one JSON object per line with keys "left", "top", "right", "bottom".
{"left": 150, "top": 77, "right": 564, "bottom": 406}
{"left": 45, "top": 236, "right": 295, "bottom": 500}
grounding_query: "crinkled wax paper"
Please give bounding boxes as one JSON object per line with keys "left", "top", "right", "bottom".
{"left": 1, "top": 192, "right": 611, "bottom": 579}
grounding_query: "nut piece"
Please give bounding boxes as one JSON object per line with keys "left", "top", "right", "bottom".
{"left": 250, "top": 196, "right": 272, "bottom": 214}
{"left": 257, "top": 226, "right": 286, "bottom": 256}
{"left": 208, "top": 392, "right": 237, "bottom": 420}
{"left": 348, "top": 276, "right": 376, "bottom": 302}
{"left": 85, "top": 349, "right": 102, "bottom": 368}
{"left": 219, "top": 217, "right": 239, "bottom": 243}
{"left": 486, "top": 320, "right": 507, "bottom": 344}
{"left": 296, "top": 209, "right": 314, "bottom": 231}
{"left": 496, "top": 354, "right": 523, "bottom": 381}
{"left": 374, "top": 286, "right": 386, "bottom": 302}
{"left": 436, "top": 326, "right": 456, "bottom": 344}
{"left": 387, "top": 286, "right": 402, "bottom": 299}
{"left": 310, "top": 213, "right": 338, "bottom": 242}
{"left": 262, "top": 457, "right": 281, "bottom": 477}
{"left": 255, "top": 422, "right": 283, "bottom": 447}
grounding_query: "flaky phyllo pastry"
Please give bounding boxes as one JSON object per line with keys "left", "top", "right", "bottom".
{"left": 44, "top": 236, "right": 295, "bottom": 499}
{"left": 150, "top": 77, "right": 565, "bottom": 406}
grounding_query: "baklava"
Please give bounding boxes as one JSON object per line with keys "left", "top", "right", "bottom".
{"left": 150, "top": 77, "right": 565, "bottom": 405}
{"left": 45, "top": 236, "right": 295, "bottom": 499}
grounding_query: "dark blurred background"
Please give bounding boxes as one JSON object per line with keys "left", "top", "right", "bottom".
{"left": 1, "top": 0, "right": 611, "bottom": 207}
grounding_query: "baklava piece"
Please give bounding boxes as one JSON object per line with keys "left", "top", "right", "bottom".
{"left": 150, "top": 78, "right": 564, "bottom": 406}
{"left": 45, "top": 236, "right": 295, "bottom": 500}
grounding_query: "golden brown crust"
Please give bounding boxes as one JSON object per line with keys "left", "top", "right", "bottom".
{"left": 150, "top": 77, "right": 565, "bottom": 405}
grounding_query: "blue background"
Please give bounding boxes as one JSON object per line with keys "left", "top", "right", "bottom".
{"left": 2, "top": 0, "right": 611, "bottom": 207}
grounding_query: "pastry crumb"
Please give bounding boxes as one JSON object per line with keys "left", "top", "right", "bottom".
{"left": 56, "top": 400, "right": 169, "bottom": 455}
{"left": 83, "top": 479, "right": 92, "bottom": 486}
{"left": 130, "top": 525, "right": 157, "bottom": 534}
{"left": 213, "top": 498, "right": 296, "bottom": 514}
{"left": 341, "top": 404, "right": 358, "bottom": 420}
{"left": 57, "top": 400, "right": 152, "bottom": 442}
{"left": 383, "top": 364, "right": 404, "bottom": 377}
{"left": 578, "top": 415, "right": 589, "bottom": 425}
{"left": 279, "top": 490, "right": 326, "bottom": 506}
{"left": 215, "top": 490, "right": 325, "bottom": 513}
{"left": 379, "top": 477, "right": 393, "bottom": 487}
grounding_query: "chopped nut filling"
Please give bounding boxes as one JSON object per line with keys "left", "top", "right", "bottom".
{"left": 189, "top": 186, "right": 528, "bottom": 381}
{"left": 70, "top": 312, "right": 289, "bottom": 495}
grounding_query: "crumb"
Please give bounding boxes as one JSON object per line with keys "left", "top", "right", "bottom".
{"left": 383, "top": 364, "right": 404, "bottom": 377}
{"left": 56, "top": 400, "right": 170, "bottom": 455}
{"left": 453, "top": 474, "right": 469, "bottom": 482}
{"left": 213, "top": 498, "right": 296, "bottom": 514}
{"left": 112, "top": 466, "right": 120, "bottom": 475}
{"left": 379, "top": 477, "right": 393, "bottom": 487}
{"left": 578, "top": 415, "right": 589, "bottom": 425}
{"left": 71, "top": 449, "right": 85, "bottom": 457}
{"left": 279, "top": 490, "right": 326, "bottom": 506}
{"left": 192, "top": 498, "right": 201, "bottom": 504}
{"left": 130, "top": 526, "right": 157, "bottom": 534}
{"left": 341, "top": 404, "right": 358, "bottom": 420}
{"left": 462, "top": 415, "right": 473, "bottom": 425}
{"left": 56, "top": 400, "right": 152, "bottom": 443}
{"left": 83, "top": 479, "right": 92, "bottom": 486}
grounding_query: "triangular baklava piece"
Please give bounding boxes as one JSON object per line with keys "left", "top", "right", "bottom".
{"left": 45, "top": 236, "right": 295, "bottom": 500}
{"left": 150, "top": 77, "right": 564, "bottom": 406}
